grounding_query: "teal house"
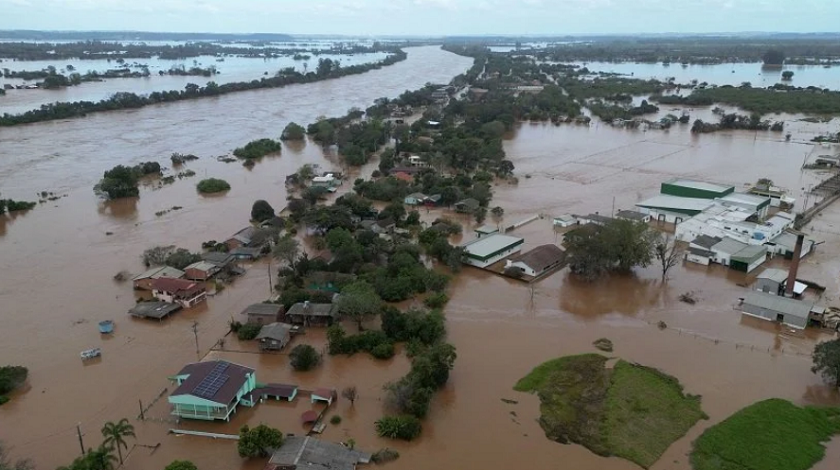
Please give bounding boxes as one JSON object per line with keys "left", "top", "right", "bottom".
{"left": 168, "top": 360, "right": 257, "bottom": 421}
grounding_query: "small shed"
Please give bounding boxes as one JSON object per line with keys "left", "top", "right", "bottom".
{"left": 404, "top": 192, "right": 427, "bottom": 206}
{"left": 553, "top": 214, "right": 577, "bottom": 228}
{"left": 251, "top": 383, "right": 298, "bottom": 402}
{"left": 311, "top": 388, "right": 336, "bottom": 405}
{"left": 615, "top": 210, "right": 652, "bottom": 223}
{"left": 574, "top": 213, "right": 614, "bottom": 226}
{"left": 256, "top": 322, "right": 293, "bottom": 351}
{"left": 455, "top": 198, "right": 480, "bottom": 213}
{"left": 474, "top": 224, "right": 499, "bottom": 238}
{"left": 755, "top": 268, "right": 788, "bottom": 295}
{"left": 740, "top": 291, "right": 812, "bottom": 329}
{"left": 685, "top": 247, "right": 714, "bottom": 266}
{"left": 241, "top": 303, "right": 284, "bottom": 325}
{"left": 425, "top": 194, "right": 442, "bottom": 207}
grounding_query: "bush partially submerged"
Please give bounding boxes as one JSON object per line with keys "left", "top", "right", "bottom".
{"left": 375, "top": 416, "right": 421, "bottom": 441}
{"left": 196, "top": 178, "right": 231, "bottom": 194}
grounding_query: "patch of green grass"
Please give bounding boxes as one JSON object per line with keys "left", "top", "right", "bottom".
{"left": 515, "top": 354, "right": 706, "bottom": 469}
{"left": 514, "top": 353, "right": 606, "bottom": 392}
{"left": 604, "top": 361, "right": 707, "bottom": 468}
{"left": 691, "top": 399, "right": 840, "bottom": 470}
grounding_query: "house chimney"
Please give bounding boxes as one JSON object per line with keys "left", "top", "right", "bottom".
{"left": 785, "top": 233, "right": 805, "bottom": 297}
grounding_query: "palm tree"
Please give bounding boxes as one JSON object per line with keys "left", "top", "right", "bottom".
{"left": 86, "top": 446, "right": 118, "bottom": 470}
{"left": 101, "top": 418, "right": 135, "bottom": 465}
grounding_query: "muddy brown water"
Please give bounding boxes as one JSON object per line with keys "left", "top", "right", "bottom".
{"left": 2, "top": 46, "right": 840, "bottom": 469}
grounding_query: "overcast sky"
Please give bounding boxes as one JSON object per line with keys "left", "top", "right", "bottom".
{"left": 0, "top": 0, "right": 837, "bottom": 36}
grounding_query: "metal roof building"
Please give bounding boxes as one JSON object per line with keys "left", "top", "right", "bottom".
{"left": 718, "top": 192, "right": 772, "bottom": 218}
{"left": 741, "top": 291, "right": 812, "bottom": 329}
{"left": 661, "top": 178, "right": 735, "bottom": 199}
{"left": 461, "top": 234, "right": 524, "bottom": 269}
{"left": 636, "top": 195, "right": 716, "bottom": 223}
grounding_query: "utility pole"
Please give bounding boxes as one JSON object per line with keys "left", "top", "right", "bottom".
{"left": 191, "top": 321, "right": 199, "bottom": 360}
{"left": 611, "top": 196, "right": 616, "bottom": 217}
{"left": 139, "top": 399, "right": 145, "bottom": 421}
{"left": 76, "top": 423, "right": 85, "bottom": 456}
{"left": 267, "top": 258, "right": 273, "bottom": 296}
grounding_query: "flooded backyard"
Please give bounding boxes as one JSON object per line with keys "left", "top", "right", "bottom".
{"left": 1, "top": 45, "right": 840, "bottom": 470}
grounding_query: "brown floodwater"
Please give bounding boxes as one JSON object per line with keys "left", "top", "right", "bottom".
{"left": 2, "top": 45, "right": 840, "bottom": 470}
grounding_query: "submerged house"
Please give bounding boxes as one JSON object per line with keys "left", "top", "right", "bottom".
{"left": 454, "top": 198, "right": 480, "bottom": 213}
{"left": 184, "top": 261, "right": 220, "bottom": 281}
{"left": 151, "top": 277, "right": 207, "bottom": 308}
{"left": 256, "top": 322, "right": 294, "bottom": 351}
{"left": 504, "top": 244, "right": 566, "bottom": 278}
{"left": 168, "top": 360, "right": 257, "bottom": 421}
{"left": 286, "top": 301, "right": 338, "bottom": 326}
{"left": 131, "top": 266, "right": 185, "bottom": 291}
{"left": 264, "top": 436, "right": 370, "bottom": 470}
{"left": 241, "top": 303, "right": 285, "bottom": 325}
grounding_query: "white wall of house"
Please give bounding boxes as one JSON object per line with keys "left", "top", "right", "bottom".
{"left": 464, "top": 245, "right": 522, "bottom": 269}
{"left": 637, "top": 208, "right": 690, "bottom": 224}
{"left": 505, "top": 260, "right": 536, "bottom": 276}
{"left": 685, "top": 252, "right": 711, "bottom": 265}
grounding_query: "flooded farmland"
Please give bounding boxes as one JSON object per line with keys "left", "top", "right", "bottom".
{"left": 2, "top": 44, "right": 840, "bottom": 470}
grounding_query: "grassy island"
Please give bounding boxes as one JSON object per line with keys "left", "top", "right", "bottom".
{"left": 515, "top": 354, "right": 706, "bottom": 468}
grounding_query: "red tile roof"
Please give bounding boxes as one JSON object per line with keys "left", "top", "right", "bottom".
{"left": 152, "top": 277, "right": 203, "bottom": 295}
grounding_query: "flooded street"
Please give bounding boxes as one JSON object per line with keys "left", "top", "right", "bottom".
{"left": 2, "top": 44, "right": 840, "bottom": 470}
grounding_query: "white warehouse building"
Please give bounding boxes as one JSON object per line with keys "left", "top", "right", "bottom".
{"left": 461, "top": 234, "right": 524, "bottom": 269}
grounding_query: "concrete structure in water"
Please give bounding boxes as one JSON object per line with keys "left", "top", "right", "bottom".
{"left": 461, "top": 233, "right": 524, "bottom": 269}
{"left": 740, "top": 291, "right": 813, "bottom": 329}
{"left": 168, "top": 360, "right": 257, "bottom": 421}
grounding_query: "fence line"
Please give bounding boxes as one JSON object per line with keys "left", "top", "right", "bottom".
{"left": 645, "top": 320, "right": 815, "bottom": 358}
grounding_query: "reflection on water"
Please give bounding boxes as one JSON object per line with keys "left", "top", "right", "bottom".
{"left": 97, "top": 197, "right": 138, "bottom": 220}
{"left": 558, "top": 272, "right": 664, "bottom": 317}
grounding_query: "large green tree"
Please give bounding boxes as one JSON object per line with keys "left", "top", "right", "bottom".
{"left": 237, "top": 424, "right": 283, "bottom": 458}
{"left": 273, "top": 236, "right": 300, "bottom": 268}
{"left": 337, "top": 281, "right": 382, "bottom": 331}
{"left": 94, "top": 165, "right": 140, "bottom": 199}
{"left": 281, "top": 122, "right": 306, "bottom": 141}
{"left": 812, "top": 339, "right": 840, "bottom": 387}
{"left": 251, "top": 200, "right": 275, "bottom": 222}
{"left": 289, "top": 344, "right": 321, "bottom": 371}
{"left": 566, "top": 219, "right": 655, "bottom": 281}
{"left": 101, "top": 418, "right": 135, "bottom": 465}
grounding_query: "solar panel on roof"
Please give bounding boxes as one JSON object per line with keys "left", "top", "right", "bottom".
{"left": 192, "top": 362, "right": 232, "bottom": 399}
